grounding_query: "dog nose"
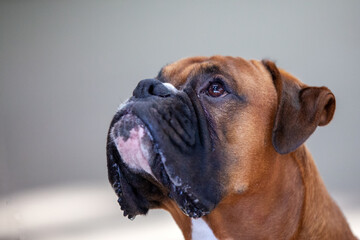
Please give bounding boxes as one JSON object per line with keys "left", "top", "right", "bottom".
{"left": 133, "top": 79, "right": 172, "bottom": 98}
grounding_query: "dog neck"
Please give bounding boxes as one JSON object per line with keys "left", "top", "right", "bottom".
{"left": 291, "top": 146, "right": 355, "bottom": 239}
{"left": 163, "top": 145, "right": 355, "bottom": 240}
{"left": 201, "top": 147, "right": 304, "bottom": 239}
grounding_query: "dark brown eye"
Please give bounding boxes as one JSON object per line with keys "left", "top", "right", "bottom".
{"left": 207, "top": 82, "right": 225, "bottom": 97}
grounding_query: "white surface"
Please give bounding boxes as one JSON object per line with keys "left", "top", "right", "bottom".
{"left": 192, "top": 218, "right": 217, "bottom": 240}
{"left": 1, "top": 182, "right": 359, "bottom": 240}
{"left": 0, "top": 183, "right": 183, "bottom": 240}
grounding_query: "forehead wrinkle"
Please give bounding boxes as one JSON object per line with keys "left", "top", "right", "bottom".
{"left": 174, "top": 63, "right": 203, "bottom": 88}
{"left": 158, "top": 56, "right": 247, "bottom": 88}
{"left": 160, "top": 58, "right": 209, "bottom": 87}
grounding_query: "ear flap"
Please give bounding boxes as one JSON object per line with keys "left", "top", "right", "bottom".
{"left": 262, "top": 60, "right": 336, "bottom": 154}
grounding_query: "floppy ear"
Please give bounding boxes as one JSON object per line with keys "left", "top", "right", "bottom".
{"left": 262, "top": 60, "right": 336, "bottom": 154}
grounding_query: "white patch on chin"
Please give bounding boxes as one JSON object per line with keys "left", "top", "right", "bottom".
{"left": 192, "top": 218, "right": 217, "bottom": 240}
{"left": 114, "top": 128, "right": 153, "bottom": 175}
{"left": 163, "top": 82, "right": 178, "bottom": 93}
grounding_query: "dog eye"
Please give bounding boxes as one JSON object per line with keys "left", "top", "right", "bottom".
{"left": 207, "top": 82, "right": 226, "bottom": 97}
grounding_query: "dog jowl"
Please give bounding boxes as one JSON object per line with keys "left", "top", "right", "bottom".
{"left": 106, "top": 56, "right": 355, "bottom": 239}
{"left": 107, "top": 77, "right": 224, "bottom": 219}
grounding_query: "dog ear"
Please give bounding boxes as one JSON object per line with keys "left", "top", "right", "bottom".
{"left": 262, "top": 60, "right": 336, "bottom": 154}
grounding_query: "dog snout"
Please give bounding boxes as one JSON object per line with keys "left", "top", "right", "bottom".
{"left": 133, "top": 79, "right": 173, "bottom": 98}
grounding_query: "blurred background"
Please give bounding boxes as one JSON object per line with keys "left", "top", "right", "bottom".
{"left": 1, "top": 1, "right": 359, "bottom": 239}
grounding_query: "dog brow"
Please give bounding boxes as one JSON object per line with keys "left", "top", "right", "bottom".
{"left": 200, "top": 64, "right": 237, "bottom": 86}
{"left": 200, "top": 64, "right": 221, "bottom": 75}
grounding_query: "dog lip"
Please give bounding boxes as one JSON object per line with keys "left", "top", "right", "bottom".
{"left": 110, "top": 111, "right": 176, "bottom": 188}
{"left": 110, "top": 111, "right": 174, "bottom": 185}
{"left": 110, "top": 105, "right": 213, "bottom": 219}
{"left": 111, "top": 107, "right": 185, "bottom": 186}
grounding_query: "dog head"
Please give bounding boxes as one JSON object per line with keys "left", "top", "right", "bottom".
{"left": 106, "top": 56, "right": 335, "bottom": 219}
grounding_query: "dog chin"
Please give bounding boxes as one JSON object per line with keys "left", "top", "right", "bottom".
{"left": 110, "top": 112, "right": 213, "bottom": 219}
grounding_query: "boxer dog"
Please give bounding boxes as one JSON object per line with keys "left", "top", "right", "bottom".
{"left": 106, "top": 56, "right": 356, "bottom": 239}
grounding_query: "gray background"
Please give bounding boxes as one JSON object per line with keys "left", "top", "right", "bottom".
{"left": 0, "top": 0, "right": 359, "bottom": 239}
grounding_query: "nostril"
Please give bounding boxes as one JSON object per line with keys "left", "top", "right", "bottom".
{"left": 133, "top": 79, "right": 173, "bottom": 99}
{"left": 148, "top": 84, "right": 154, "bottom": 95}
